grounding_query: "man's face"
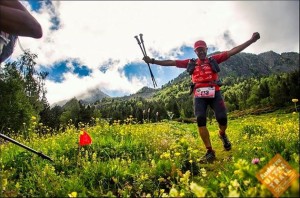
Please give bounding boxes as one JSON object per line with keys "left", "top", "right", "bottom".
{"left": 194, "top": 47, "right": 207, "bottom": 60}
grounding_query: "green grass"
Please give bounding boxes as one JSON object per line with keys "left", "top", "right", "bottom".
{"left": 0, "top": 111, "right": 299, "bottom": 197}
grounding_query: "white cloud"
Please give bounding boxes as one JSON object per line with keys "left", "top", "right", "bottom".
{"left": 10, "top": 1, "right": 299, "bottom": 105}
{"left": 45, "top": 60, "right": 147, "bottom": 104}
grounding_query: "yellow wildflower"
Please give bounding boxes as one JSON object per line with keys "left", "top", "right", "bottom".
{"left": 234, "top": 170, "right": 244, "bottom": 178}
{"left": 200, "top": 168, "right": 207, "bottom": 177}
{"left": 228, "top": 189, "right": 240, "bottom": 197}
{"left": 158, "top": 177, "right": 165, "bottom": 182}
{"left": 190, "top": 182, "right": 207, "bottom": 197}
{"left": 68, "top": 191, "right": 77, "bottom": 197}
{"left": 230, "top": 179, "right": 240, "bottom": 188}
{"left": 192, "top": 149, "right": 199, "bottom": 154}
{"left": 219, "top": 182, "right": 226, "bottom": 188}
{"left": 169, "top": 188, "right": 179, "bottom": 197}
{"left": 160, "top": 189, "right": 165, "bottom": 194}
{"left": 15, "top": 182, "right": 21, "bottom": 189}
{"left": 243, "top": 179, "right": 251, "bottom": 186}
{"left": 2, "top": 179, "right": 7, "bottom": 190}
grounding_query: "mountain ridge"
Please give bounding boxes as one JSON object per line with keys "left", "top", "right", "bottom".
{"left": 51, "top": 87, "right": 110, "bottom": 107}
{"left": 52, "top": 50, "right": 299, "bottom": 107}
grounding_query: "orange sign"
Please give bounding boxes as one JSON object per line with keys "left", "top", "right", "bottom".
{"left": 256, "top": 154, "right": 299, "bottom": 197}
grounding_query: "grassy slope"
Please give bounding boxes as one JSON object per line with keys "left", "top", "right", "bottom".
{"left": 0, "top": 111, "right": 299, "bottom": 197}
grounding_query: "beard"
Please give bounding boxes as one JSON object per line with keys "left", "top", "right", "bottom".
{"left": 198, "top": 53, "right": 207, "bottom": 60}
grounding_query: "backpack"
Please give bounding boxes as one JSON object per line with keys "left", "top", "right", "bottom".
{"left": 186, "top": 56, "right": 220, "bottom": 75}
{"left": 187, "top": 57, "right": 222, "bottom": 95}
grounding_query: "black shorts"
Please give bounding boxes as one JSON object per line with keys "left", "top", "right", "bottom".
{"left": 194, "top": 91, "right": 227, "bottom": 124}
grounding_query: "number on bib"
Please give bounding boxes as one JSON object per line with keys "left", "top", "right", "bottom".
{"left": 194, "top": 87, "right": 215, "bottom": 98}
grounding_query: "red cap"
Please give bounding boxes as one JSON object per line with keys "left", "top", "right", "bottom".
{"left": 194, "top": 40, "right": 207, "bottom": 50}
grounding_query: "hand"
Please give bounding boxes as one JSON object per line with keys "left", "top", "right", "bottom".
{"left": 251, "top": 32, "right": 260, "bottom": 43}
{"left": 143, "top": 56, "right": 152, "bottom": 64}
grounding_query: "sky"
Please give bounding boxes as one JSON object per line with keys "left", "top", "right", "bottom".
{"left": 3, "top": 1, "right": 299, "bottom": 105}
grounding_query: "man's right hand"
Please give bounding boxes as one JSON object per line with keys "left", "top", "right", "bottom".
{"left": 143, "top": 56, "right": 152, "bottom": 64}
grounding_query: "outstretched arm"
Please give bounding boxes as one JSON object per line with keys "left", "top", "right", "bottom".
{"left": 227, "top": 32, "right": 260, "bottom": 57}
{"left": 0, "top": 0, "right": 42, "bottom": 38}
{"left": 143, "top": 56, "right": 176, "bottom": 66}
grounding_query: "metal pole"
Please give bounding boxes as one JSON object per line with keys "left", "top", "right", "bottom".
{"left": 134, "top": 34, "right": 157, "bottom": 88}
{"left": 139, "top": 34, "right": 157, "bottom": 87}
{"left": 0, "top": 133, "right": 53, "bottom": 162}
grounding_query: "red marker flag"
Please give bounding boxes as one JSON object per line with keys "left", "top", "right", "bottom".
{"left": 79, "top": 130, "right": 92, "bottom": 146}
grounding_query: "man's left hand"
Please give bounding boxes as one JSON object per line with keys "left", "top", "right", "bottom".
{"left": 251, "top": 32, "right": 260, "bottom": 43}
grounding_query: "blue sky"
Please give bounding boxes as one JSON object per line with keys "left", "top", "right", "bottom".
{"left": 40, "top": 59, "right": 92, "bottom": 82}
{"left": 27, "top": 0, "right": 43, "bottom": 10}
{"left": 6, "top": 1, "right": 299, "bottom": 105}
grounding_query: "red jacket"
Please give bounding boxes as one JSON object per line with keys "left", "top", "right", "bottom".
{"left": 175, "top": 51, "right": 229, "bottom": 91}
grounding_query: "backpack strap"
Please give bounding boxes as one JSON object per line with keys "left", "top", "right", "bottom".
{"left": 208, "top": 56, "right": 220, "bottom": 73}
{"left": 186, "top": 58, "right": 197, "bottom": 75}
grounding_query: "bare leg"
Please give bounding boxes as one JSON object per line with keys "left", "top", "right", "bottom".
{"left": 198, "top": 126, "right": 212, "bottom": 148}
{"left": 198, "top": 126, "right": 216, "bottom": 162}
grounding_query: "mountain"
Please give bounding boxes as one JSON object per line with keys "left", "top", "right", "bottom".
{"left": 53, "top": 51, "right": 299, "bottom": 107}
{"left": 115, "top": 86, "right": 157, "bottom": 100}
{"left": 51, "top": 87, "right": 110, "bottom": 107}
{"left": 166, "top": 51, "right": 299, "bottom": 84}
{"left": 215, "top": 50, "right": 299, "bottom": 78}
{"left": 78, "top": 88, "right": 110, "bottom": 104}
{"left": 150, "top": 51, "right": 299, "bottom": 102}
{"left": 258, "top": 51, "right": 299, "bottom": 73}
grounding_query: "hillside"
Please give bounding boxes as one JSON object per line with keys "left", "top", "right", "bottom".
{"left": 1, "top": 111, "right": 299, "bottom": 197}
{"left": 167, "top": 51, "right": 299, "bottom": 85}
{"left": 218, "top": 51, "right": 299, "bottom": 77}
{"left": 110, "top": 51, "right": 299, "bottom": 103}
{"left": 52, "top": 51, "right": 299, "bottom": 107}
{"left": 151, "top": 51, "right": 299, "bottom": 100}
{"left": 115, "top": 86, "right": 156, "bottom": 100}
{"left": 51, "top": 87, "right": 110, "bottom": 107}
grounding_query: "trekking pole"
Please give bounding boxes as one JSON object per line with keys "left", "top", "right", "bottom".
{"left": 139, "top": 34, "right": 158, "bottom": 87}
{"left": 134, "top": 34, "right": 157, "bottom": 88}
{"left": 0, "top": 133, "right": 53, "bottom": 162}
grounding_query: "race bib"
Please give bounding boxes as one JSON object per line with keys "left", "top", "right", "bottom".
{"left": 194, "top": 87, "right": 215, "bottom": 98}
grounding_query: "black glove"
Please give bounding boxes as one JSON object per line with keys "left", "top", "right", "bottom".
{"left": 187, "top": 58, "right": 196, "bottom": 75}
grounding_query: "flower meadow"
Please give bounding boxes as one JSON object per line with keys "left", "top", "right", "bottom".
{"left": 0, "top": 111, "right": 299, "bottom": 197}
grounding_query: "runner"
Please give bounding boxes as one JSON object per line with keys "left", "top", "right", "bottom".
{"left": 143, "top": 32, "right": 260, "bottom": 162}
